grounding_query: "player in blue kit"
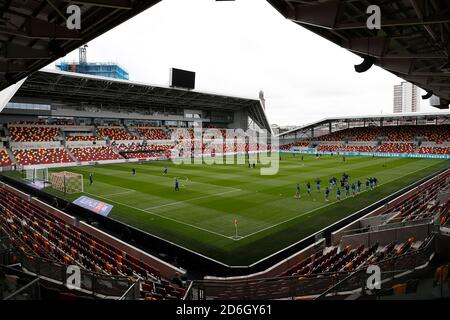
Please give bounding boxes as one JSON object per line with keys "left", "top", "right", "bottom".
{"left": 306, "top": 182, "right": 311, "bottom": 196}
{"left": 345, "top": 183, "right": 350, "bottom": 197}
{"left": 175, "top": 178, "right": 180, "bottom": 191}
{"left": 336, "top": 187, "right": 341, "bottom": 201}
{"left": 351, "top": 182, "right": 356, "bottom": 196}
{"left": 296, "top": 183, "right": 301, "bottom": 199}
{"left": 316, "top": 178, "right": 321, "bottom": 193}
{"left": 357, "top": 180, "right": 362, "bottom": 193}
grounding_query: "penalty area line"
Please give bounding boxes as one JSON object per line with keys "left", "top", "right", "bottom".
{"left": 84, "top": 192, "right": 235, "bottom": 240}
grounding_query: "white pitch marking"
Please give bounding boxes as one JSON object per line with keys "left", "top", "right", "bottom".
{"left": 84, "top": 192, "right": 235, "bottom": 240}
{"left": 144, "top": 189, "right": 242, "bottom": 210}
{"left": 237, "top": 161, "right": 442, "bottom": 240}
{"left": 101, "top": 190, "right": 136, "bottom": 197}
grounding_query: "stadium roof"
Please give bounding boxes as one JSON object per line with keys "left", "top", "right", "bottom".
{"left": 0, "top": 0, "right": 161, "bottom": 91}
{"left": 268, "top": 0, "right": 450, "bottom": 109}
{"left": 10, "top": 69, "right": 272, "bottom": 132}
{"left": 278, "top": 111, "right": 450, "bottom": 137}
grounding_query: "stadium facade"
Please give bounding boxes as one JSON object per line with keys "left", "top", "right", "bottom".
{"left": 0, "top": 69, "right": 270, "bottom": 133}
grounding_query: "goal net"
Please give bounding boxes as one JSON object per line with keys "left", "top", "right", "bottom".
{"left": 50, "top": 171, "right": 84, "bottom": 194}
{"left": 24, "top": 167, "right": 49, "bottom": 184}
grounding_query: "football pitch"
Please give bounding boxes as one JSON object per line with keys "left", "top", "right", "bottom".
{"left": 35, "top": 154, "right": 449, "bottom": 265}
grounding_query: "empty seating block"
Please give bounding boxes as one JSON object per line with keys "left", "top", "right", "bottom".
{"left": 13, "top": 148, "right": 74, "bottom": 165}
{"left": 70, "top": 147, "right": 122, "bottom": 161}
{"left": 0, "top": 186, "right": 181, "bottom": 300}
{"left": 136, "top": 128, "right": 170, "bottom": 140}
{"left": 0, "top": 149, "right": 12, "bottom": 166}
{"left": 98, "top": 128, "right": 136, "bottom": 141}
{"left": 9, "top": 126, "right": 59, "bottom": 142}
{"left": 376, "top": 143, "right": 415, "bottom": 154}
{"left": 418, "top": 146, "right": 450, "bottom": 155}
{"left": 116, "top": 143, "right": 171, "bottom": 160}
{"left": 66, "top": 135, "right": 100, "bottom": 141}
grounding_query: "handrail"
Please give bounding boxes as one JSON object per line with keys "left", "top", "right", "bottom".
{"left": 3, "top": 277, "right": 40, "bottom": 300}
{"left": 182, "top": 281, "right": 194, "bottom": 300}
{"left": 119, "top": 278, "right": 140, "bottom": 300}
{"left": 313, "top": 269, "right": 363, "bottom": 300}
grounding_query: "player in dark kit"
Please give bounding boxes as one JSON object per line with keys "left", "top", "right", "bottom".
{"left": 296, "top": 183, "right": 301, "bottom": 199}
{"left": 175, "top": 178, "right": 180, "bottom": 191}
{"left": 132, "top": 168, "right": 136, "bottom": 176}
{"left": 89, "top": 173, "right": 93, "bottom": 186}
{"left": 325, "top": 187, "right": 330, "bottom": 201}
{"left": 315, "top": 178, "right": 321, "bottom": 192}
{"left": 306, "top": 182, "right": 311, "bottom": 196}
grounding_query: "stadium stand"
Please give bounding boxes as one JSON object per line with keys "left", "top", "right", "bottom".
{"left": 311, "top": 125, "right": 449, "bottom": 144}
{"left": 135, "top": 128, "right": 170, "bottom": 140}
{"left": 66, "top": 135, "right": 100, "bottom": 142}
{"left": 317, "top": 145, "right": 376, "bottom": 153}
{"left": 70, "top": 147, "right": 123, "bottom": 162}
{"left": 12, "top": 148, "right": 74, "bottom": 166}
{"left": 376, "top": 143, "right": 416, "bottom": 154}
{"left": 418, "top": 125, "right": 450, "bottom": 144}
{"left": 281, "top": 125, "right": 450, "bottom": 156}
{"left": 0, "top": 186, "right": 185, "bottom": 300}
{"left": 9, "top": 126, "right": 59, "bottom": 142}
{"left": 283, "top": 238, "right": 429, "bottom": 277}
{"left": 382, "top": 126, "right": 417, "bottom": 142}
{"left": 98, "top": 127, "right": 137, "bottom": 141}
{"left": 0, "top": 149, "right": 12, "bottom": 167}
{"left": 381, "top": 175, "right": 449, "bottom": 224}
{"left": 317, "top": 127, "right": 380, "bottom": 142}
{"left": 115, "top": 143, "right": 172, "bottom": 159}
{"left": 170, "top": 128, "right": 195, "bottom": 140}
{"left": 417, "top": 146, "right": 450, "bottom": 155}
{"left": 280, "top": 142, "right": 310, "bottom": 150}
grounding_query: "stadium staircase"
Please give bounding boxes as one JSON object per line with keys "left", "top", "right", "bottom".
{"left": 5, "top": 147, "right": 18, "bottom": 167}
{"left": 64, "top": 146, "right": 78, "bottom": 163}
{"left": 124, "top": 124, "right": 140, "bottom": 140}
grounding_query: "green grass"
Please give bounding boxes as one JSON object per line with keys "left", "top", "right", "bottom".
{"left": 6, "top": 154, "right": 449, "bottom": 265}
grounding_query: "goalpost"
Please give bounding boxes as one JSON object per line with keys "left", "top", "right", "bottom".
{"left": 24, "top": 167, "right": 49, "bottom": 184}
{"left": 50, "top": 171, "right": 84, "bottom": 194}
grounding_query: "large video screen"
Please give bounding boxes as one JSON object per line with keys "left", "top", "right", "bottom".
{"left": 170, "top": 68, "right": 196, "bottom": 90}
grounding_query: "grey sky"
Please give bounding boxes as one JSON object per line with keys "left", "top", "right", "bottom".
{"left": 49, "top": 0, "right": 446, "bottom": 126}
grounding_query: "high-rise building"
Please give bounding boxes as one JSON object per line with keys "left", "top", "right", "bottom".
{"left": 393, "top": 81, "right": 420, "bottom": 113}
{"left": 56, "top": 45, "right": 129, "bottom": 80}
